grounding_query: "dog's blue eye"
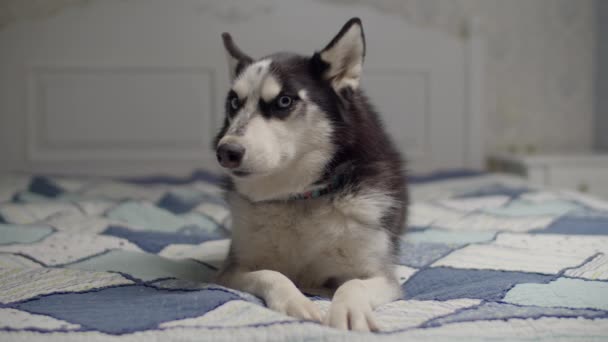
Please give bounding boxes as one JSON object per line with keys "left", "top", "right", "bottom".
{"left": 230, "top": 97, "right": 240, "bottom": 110}
{"left": 276, "top": 95, "right": 292, "bottom": 109}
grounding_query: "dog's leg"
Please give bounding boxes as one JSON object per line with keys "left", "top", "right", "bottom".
{"left": 217, "top": 268, "right": 322, "bottom": 321}
{"left": 325, "top": 275, "right": 401, "bottom": 331}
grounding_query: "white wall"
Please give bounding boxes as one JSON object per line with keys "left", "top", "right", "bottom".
{"left": 318, "top": 0, "right": 597, "bottom": 154}
{"left": 0, "top": 0, "right": 480, "bottom": 175}
{"left": 0, "top": 0, "right": 597, "bottom": 172}
{"left": 597, "top": 0, "right": 608, "bottom": 150}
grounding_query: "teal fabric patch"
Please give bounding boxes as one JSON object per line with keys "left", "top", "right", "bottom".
{"left": 12, "top": 191, "right": 56, "bottom": 203}
{"left": 0, "top": 223, "right": 54, "bottom": 244}
{"left": 13, "top": 191, "right": 94, "bottom": 204}
{"left": 106, "top": 202, "right": 193, "bottom": 232}
{"left": 404, "top": 229, "right": 495, "bottom": 246}
{"left": 503, "top": 278, "right": 608, "bottom": 310}
{"left": 66, "top": 250, "right": 216, "bottom": 282}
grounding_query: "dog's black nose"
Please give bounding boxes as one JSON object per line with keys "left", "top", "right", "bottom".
{"left": 216, "top": 143, "right": 245, "bottom": 169}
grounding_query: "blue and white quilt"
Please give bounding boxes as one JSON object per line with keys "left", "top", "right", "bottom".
{"left": 1, "top": 170, "right": 607, "bottom": 341}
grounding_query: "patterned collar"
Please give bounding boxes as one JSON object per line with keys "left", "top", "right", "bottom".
{"left": 251, "top": 162, "right": 353, "bottom": 203}
{"left": 285, "top": 174, "right": 346, "bottom": 201}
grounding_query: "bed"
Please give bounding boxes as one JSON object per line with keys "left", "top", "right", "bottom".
{"left": 1, "top": 1, "right": 606, "bottom": 340}
{"left": 0, "top": 169, "right": 607, "bottom": 341}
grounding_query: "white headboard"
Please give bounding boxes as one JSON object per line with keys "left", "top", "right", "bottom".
{"left": 0, "top": 0, "right": 484, "bottom": 176}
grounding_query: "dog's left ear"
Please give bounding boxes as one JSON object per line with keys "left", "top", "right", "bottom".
{"left": 314, "top": 18, "right": 365, "bottom": 91}
{"left": 222, "top": 32, "right": 253, "bottom": 81}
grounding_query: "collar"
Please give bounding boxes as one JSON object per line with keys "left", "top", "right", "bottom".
{"left": 284, "top": 173, "right": 346, "bottom": 201}
{"left": 248, "top": 162, "right": 353, "bottom": 203}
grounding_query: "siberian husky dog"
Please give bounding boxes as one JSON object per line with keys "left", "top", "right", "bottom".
{"left": 214, "top": 18, "right": 408, "bottom": 332}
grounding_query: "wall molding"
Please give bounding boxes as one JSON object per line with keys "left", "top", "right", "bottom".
{"left": 26, "top": 64, "right": 218, "bottom": 163}
{"left": 464, "top": 17, "right": 485, "bottom": 170}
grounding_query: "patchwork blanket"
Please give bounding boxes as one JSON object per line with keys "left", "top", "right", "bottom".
{"left": 0, "top": 170, "right": 607, "bottom": 341}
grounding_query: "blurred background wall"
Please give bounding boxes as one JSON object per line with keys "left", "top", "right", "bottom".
{"left": 0, "top": 0, "right": 601, "bottom": 167}
{"left": 317, "top": 0, "right": 598, "bottom": 154}
{"left": 597, "top": 0, "right": 608, "bottom": 150}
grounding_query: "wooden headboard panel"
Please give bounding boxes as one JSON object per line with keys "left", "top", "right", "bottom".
{"left": 0, "top": 0, "right": 484, "bottom": 175}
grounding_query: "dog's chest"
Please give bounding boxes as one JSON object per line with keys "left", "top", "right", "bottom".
{"left": 233, "top": 200, "right": 343, "bottom": 268}
{"left": 228, "top": 193, "right": 392, "bottom": 286}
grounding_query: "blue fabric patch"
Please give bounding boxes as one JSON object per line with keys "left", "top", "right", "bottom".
{"left": 13, "top": 285, "right": 240, "bottom": 334}
{"left": 425, "top": 302, "right": 607, "bottom": 327}
{"left": 179, "top": 224, "right": 228, "bottom": 238}
{"left": 397, "top": 242, "right": 454, "bottom": 268}
{"left": 102, "top": 225, "right": 226, "bottom": 253}
{"left": 535, "top": 211, "right": 608, "bottom": 235}
{"left": 456, "top": 184, "right": 530, "bottom": 199}
{"left": 28, "top": 177, "right": 64, "bottom": 198}
{"left": 151, "top": 280, "right": 265, "bottom": 305}
{"left": 403, "top": 267, "right": 555, "bottom": 301}
{"left": 157, "top": 190, "right": 227, "bottom": 215}
{"left": 157, "top": 192, "right": 201, "bottom": 215}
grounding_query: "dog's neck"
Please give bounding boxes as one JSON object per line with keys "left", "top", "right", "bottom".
{"left": 264, "top": 172, "right": 346, "bottom": 202}
{"left": 232, "top": 153, "right": 352, "bottom": 203}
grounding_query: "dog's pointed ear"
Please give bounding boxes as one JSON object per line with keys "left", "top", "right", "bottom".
{"left": 315, "top": 18, "right": 365, "bottom": 91}
{"left": 222, "top": 33, "right": 253, "bottom": 81}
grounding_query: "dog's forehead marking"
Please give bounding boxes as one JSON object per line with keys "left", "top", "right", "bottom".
{"left": 227, "top": 60, "right": 274, "bottom": 134}
{"left": 232, "top": 59, "right": 272, "bottom": 99}
{"left": 298, "top": 90, "right": 308, "bottom": 101}
{"left": 260, "top": 75, "right": 282, "bottom": 102}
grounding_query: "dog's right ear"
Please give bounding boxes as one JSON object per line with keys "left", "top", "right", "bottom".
{"left": 222, "top": 33, "right": 253, "bottom": 81}
{"left": 312, "top": 18, "right": 365, "bottom": 91}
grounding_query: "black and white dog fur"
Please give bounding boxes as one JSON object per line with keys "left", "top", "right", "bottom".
{"left": 214, "top": 18, "right": 408, "bottom": 332}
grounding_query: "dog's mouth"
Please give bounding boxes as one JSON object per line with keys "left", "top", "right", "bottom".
{"left": 231, "top": 170, "right": 252, "bottom": 177}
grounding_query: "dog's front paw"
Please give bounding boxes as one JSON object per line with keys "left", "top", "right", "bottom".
{"left": 324, "top": 299, "right": 379, "bottom": 332}
{"left": 267, "top": 290, "right": 322, "bottom": 322}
